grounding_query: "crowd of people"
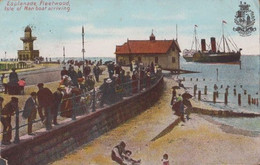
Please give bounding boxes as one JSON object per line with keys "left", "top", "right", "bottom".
{"left": 0, "top": 59, "right": 162, "bottom": 145}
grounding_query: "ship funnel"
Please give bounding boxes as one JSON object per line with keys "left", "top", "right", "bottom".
{"left": 201, "top": 39, "right": 206, "bottom": 51}
{"left": 210, "top": 37, "right": 216, "bottom": 52}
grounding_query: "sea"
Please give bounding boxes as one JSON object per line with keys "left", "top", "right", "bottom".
{"left": 179, "top": 55, "right": 260, "bottom": 133}
{"left": 53, "top": 56, "right": 259, "bottom": 132}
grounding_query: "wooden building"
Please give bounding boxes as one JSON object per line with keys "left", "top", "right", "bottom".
{"left": 115, "top": 32, "right": 181, "bottom": 71}
{"left": 18, "top": 26, "right": 39, "bottom": 61}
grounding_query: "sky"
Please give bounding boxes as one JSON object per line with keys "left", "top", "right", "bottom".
{"left": 0, "top": 0, "right": 259, "bottom": 58}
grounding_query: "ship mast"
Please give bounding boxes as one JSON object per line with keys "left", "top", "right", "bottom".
{"left": 222, "top": 21, "right": 225, "bottom": 52}
{"left": 194, "top": 25, "right": 198, "bottom": 51}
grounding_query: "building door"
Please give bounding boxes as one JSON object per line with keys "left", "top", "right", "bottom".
{"left": 155, "top": 57, "right": 158, "bottom": 64}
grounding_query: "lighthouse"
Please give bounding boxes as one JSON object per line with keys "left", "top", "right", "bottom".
{"left": 18, "top": 26, "right": 39, "bottom": 61}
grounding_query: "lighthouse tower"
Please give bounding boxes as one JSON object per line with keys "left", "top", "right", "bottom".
{"left": 18, "top": 26, "right": 39, "bottom": 61}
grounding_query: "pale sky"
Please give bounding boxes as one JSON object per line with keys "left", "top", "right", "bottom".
{"left": 0, "top": 0, "right": 259, "bottom": 58}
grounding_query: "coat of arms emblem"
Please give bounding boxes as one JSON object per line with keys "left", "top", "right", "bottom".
{"left": 233, "top": 1, "right": 256, "bottom": 37}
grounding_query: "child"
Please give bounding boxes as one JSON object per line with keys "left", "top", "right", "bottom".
{"left": 161, "top": 154, "right": 169, "bottom": 165}
{"left": 18, "top": 78, "right": 26, "bottom": 95}
{"left": 123, "top": 150, "right": 141, "bottom": 165}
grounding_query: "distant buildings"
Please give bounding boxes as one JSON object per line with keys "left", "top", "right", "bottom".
{"left": 115, "top": 32, "right": 181, "bottom": 71}
{"left": 18, "top": 26, "right": 39, "bottom": 61}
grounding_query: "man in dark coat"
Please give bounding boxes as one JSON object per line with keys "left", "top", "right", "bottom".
{"left": 22, "top": 92, "right": 38, "bottom": 135}
{"left": 52, "top": 88, "right": 63, "bottom": 125}
{"left": 83, "top": 64, "right": 91, "bottom": 79}
{"left": 0, "top": 97, "right": 18, "bottom": 145}
{"left": 9, "top": 68, "right": 19, "bottom": 95}
{"left": 60, "top": 66, "right": 69, "bottom": 80}
{"left": 68, "top": 67, "right": 78, "bottom": 87}
{"left": 93, "top": 65, "right": 100, "bottom": 82}
{"left": 37, "top": 83, "right": 53, "bottom": 130}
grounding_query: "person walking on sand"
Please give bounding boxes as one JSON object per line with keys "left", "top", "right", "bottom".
{"left": 22, "top": 92, "right": 38, "bottom": 135}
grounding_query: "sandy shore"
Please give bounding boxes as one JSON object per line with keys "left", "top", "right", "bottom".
{"left": 52, "top": 76, "right": 260, "bottom": 165}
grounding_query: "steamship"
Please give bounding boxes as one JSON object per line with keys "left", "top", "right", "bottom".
{"left": 183, "top": 23, "right": 242, "bottom": 63}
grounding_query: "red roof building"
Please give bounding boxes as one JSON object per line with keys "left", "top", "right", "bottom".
{"left": 115, "top": 32, "right": 181, "bottom": 71}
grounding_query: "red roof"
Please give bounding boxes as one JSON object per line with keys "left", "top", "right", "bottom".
{"left": 115, "top": 39, "right": 181, "bottom": 55}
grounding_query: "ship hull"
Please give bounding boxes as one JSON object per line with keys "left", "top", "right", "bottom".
{"left": 193, "top": 52, "right": 241, "bottom": 63}
{"left": 184, "top": 52, "right": 241, "bottom": 63}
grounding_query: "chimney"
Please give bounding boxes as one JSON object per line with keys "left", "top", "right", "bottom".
{"left": 201, "top": 39, "right": 206, "bottom": 52}
{"left": 210, "top": 37, "right": 216, "bottom": 52}
{"left": 150, "top": 31, "right": 155, "bottom": 41}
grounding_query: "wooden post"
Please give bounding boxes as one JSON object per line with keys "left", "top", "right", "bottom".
{"left": 244, "top": 90, "right": 247, "bottom": 95}
{"left": 204, "top": 86, "right": 207, "bottom": 95}
{"left": 251, "top": 98, "right": 254, "bottom": 105}
{"left": 238, "top": 94, "right": 241, "bottom": 106}
{"left": 213, "top": 92, "right": 216, "bottom": 104}
{"left": 198, "top": 90, "right": 201, "bottom": 101}
{"left": 225, "top": 88, "right": 228, "bottom": 96}
{"left": 193, "top": 85, "right": 197, "bottom": 97}
{"left": 224, "top": 92, "right": 228, "bottom": 105}
{"left": 233, "top": 88, "right": 236, "bottom": 95}
{"left": 248, "top": 95, "right": 251, "bottom": 105}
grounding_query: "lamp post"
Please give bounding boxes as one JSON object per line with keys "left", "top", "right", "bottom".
{"left": 82, "top": 26, "right": 85, "bottom": 69}
{"left": 63, "top": 46, "right": 65, "bottom": 64}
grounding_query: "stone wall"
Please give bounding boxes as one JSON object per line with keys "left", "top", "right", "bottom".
{"left": 1, "top": 76, "right": 164, "bottom": 165}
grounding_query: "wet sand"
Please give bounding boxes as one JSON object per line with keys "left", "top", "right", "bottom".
{"left": 52, "top": 76, "right": 260, "bottom": 165}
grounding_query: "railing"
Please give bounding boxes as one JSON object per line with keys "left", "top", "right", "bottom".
{"left": 0, "top": 71, "right": 163, "bottom": 144}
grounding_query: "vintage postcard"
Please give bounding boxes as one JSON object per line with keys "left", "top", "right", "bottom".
{"left": 0, "top": 0, "right": 259, "bottom": 164}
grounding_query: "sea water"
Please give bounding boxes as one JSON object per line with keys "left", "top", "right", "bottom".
{"left": 179, "top": 55, "right": 260, "bottom": 132}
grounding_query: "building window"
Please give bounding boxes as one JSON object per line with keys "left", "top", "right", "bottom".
{"left": 155, "top": 57, "right": 158, "bottom": 64}
{"left": 172, "top": 57, "right": 176, "bottom": 63}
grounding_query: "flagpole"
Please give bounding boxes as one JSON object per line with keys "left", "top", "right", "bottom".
{"left": 82, "top": 26, "right": 85, "bottom": 69}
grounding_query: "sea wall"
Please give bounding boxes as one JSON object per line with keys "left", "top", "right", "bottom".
{"left": 1, "top": 76, "right": 164, "bottom": 165}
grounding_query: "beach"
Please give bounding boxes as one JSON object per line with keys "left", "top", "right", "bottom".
{"left": 52, "top": 76, "right": 260, "bottom": 165}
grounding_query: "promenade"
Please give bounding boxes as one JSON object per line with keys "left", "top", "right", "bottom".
{"left": 52, "top": 76, "right": 260, "bottom": 165}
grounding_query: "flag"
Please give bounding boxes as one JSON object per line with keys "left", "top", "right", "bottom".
{"left": 222, "top": 20, "right": 227, "bottom": 24}
{"left": 195, "top": 25, "right": 198, "bottom": 27}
